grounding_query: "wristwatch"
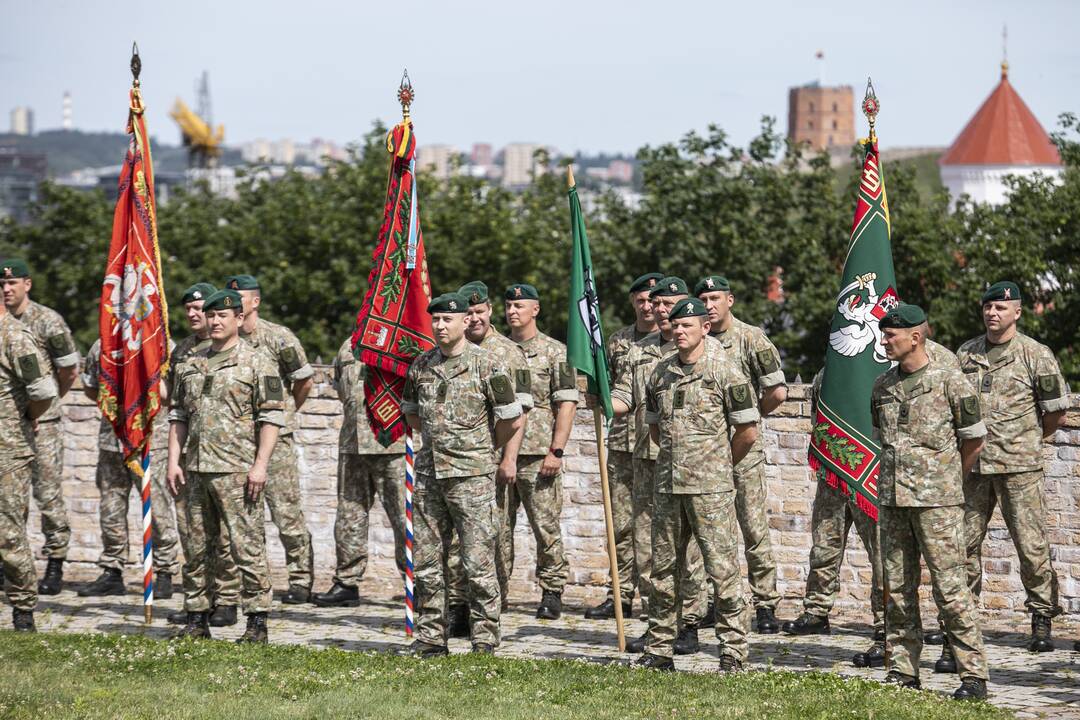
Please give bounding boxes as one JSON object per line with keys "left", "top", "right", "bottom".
{"left": 549, "top": 447, "right": 564, "bottom": 459}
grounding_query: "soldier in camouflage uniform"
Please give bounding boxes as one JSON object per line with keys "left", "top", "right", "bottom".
{"left": 226, "top": 274, "right": 315, "bottom": 604}
{"left": 1, "top": 258, "right": 78, "bottom": 595}
{"left": 871, "top": 303, "right": 990, "bottom": 701}
{"left": 0, "top": 299, "right": 58, "bottom": 631}
{"left": 501, "top": 283, "right": 579, "bottom": 620}
{"left": 584, "top": 272, "right": 661, "bottom": 621}
{"left": 397, "top": 292, "right": 524, "bottom": 656}
{"left": 612, "top": 277, "right": 709, "bottom": 655}
{"left": 956, "top": 281, "right": 1070, "bottom": 654}
{"left": 696, "top": 275, "right": 787, "bottom": 634}
{"left": 454, "top": 281, "right": 532, "bottom": 631}
{"left": 310, "top": 336, "right": 408, "bottom": 608}
{"left": 165, "top": 284, "right": 241, "bottom": 628}
{"left": 626, "top": 298, "right": 758, "bottom": 672}
{"left": 168, "top": 289, "right": 286, "bottom": 643}
{"left": 79, "top": 338, "right": 180, "bottom": 598}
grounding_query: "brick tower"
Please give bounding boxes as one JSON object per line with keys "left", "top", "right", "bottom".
{"left": 787, "top": 84, "right": 855, "bottom": 151}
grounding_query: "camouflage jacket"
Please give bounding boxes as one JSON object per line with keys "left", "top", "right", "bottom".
{"left": 84, "top": 338, "right": 172, "bottom": 453}
{"left": 0, "top": 313, "right": 58, "bottom": 472}
{"left": 478, "top": 328, "right": 534, "bottom": 411}
{"left": 333, "top": 337, "right": 404, "bottom": 456}
{"left": 241, "top": 318, "right": 314, "bottom": 436}
{"left": 611, "top": 331, "right": 675, "bottom": 460}
{"left": 402, "top": 342, "right": 522, "bottom": 479}
{"left": 167, "top": 334, "right": 211, "bottom": 394}
{"left": 957, "top": 332, "right": 1071, "bottom": 474}
{"left": 169, "top": 340, "right": 286, "bottom": 473}
{"left": 606, "top": 324, "right": 651, "bottom": 453}
{"left": 514, "top": 332, "right": 580, "bottom": 457}
{"left": 871, "top": 358, "right": 986, "bottom": 507}
{"left": 645, "top": 340, "right": 759, "bottom": 494}
{"left": 710, "top": 315, "right": 786, "bottom": 397}
{"left": 12, "top": 300, "right": 78, "bottom": 423}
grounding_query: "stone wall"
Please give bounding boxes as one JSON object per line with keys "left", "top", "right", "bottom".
{"left": 37, "top": 369, "right": 1079, "bottom": 620}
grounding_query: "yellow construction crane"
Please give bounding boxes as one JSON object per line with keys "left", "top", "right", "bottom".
{"left": 169, "top": 71, "right": 224, "bottom": 168}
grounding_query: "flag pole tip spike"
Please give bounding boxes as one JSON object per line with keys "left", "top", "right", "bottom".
{"left": 567, "top": 165, "right": 576, "bottom": 188}
{"left": 130, "top": 42, "right": 142, "bottom": 84}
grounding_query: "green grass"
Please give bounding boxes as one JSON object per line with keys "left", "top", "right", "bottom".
{"left": 0, "top": 632, "right": 1011, "bottom": 720}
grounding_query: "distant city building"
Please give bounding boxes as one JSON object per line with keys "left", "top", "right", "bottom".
{"left": 939, "top": 61, "right": 1061, "bottom": 207}
{"left": 10, "top": 107, "right": 34, "bottom": 136}
{"left": 470, "top": 143, "right": 493, "bottom": 167}
{"left": 502, "top": 143, "right": 545, "bottom": 188}
{"left": 239, "top": 138, "right": 344, "bottom": 167}
{"left": 607, "top": 159, "right": 634, "bottom": 184}
{"left": 0, "top": 148, "right": 47, "bottom": 223}
{"left": 62, "top": 92, "right": 73, "bottom": 131}
{"left": 417, "top": 144, "right": 458, "bottom": 180}
{"left": 787, "top": 83, "right": 854, "bottom": 151}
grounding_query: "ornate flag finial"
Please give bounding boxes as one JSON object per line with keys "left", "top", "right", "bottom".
{"left": 130, "top": 42, "right": 142, "bottom": 87}
{"left": 398, "top": 69, "right": 414, "bottom": 121}
{"left": 861, "top": 77, "right": 880, "bottom": 142}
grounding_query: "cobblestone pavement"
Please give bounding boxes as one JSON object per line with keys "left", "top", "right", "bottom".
{"left": 23, "top": 575, "right": 1080, "bottom": 719}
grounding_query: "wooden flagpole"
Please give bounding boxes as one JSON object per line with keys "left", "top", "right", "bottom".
{"left": 592, "top": 407, "right": 626, "bottom": 652}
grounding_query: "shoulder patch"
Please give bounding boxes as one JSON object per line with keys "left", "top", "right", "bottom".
{"left": 1036, "top": 374, "right": 1062, "bottom": 401}
{"left": 264, "top": 375, "right": 284, "bottom": 401}
{"left": 515, "top": 368, "right": 531, "bottom": 392}
{"left": 17, "top": 353, "right": 42, "bottom": 382}
{"left": 490, "top": 373, "right": 514, "bottom": 404}
{"left": 960, "top": 395, "right": 981, "bottom": 426}
{"left": 728, "top": 382, "right": 753, "bottom": 412}
{"left": 46, "top": 333, "right": 74, "bottom": 358}
{"left": 755, "top": 349, "right": 779, "bottom": 374}
{"left": 558, "top": 361, "right": 577, "bottom": 390}
{"left": 280, "top": 345, "right": 302, "bottom": 373}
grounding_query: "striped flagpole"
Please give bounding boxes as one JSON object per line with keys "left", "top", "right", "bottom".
{"left": 404, "top": 429, "right": 415, "bottom": 636}
{"left": 140, "top": 446, "right": 154, "bottom": 623}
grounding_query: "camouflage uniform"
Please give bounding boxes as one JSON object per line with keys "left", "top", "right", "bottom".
{"left": 242, "top": 319, "right": 315, "bottom": 591}
{"left": 168, "top": 334, "right": 240, "bottom": 607}
{"left": 956, "top": 332, "right": 1070, "bottom": 618}
{"left": 332, "top": 338, "right": 408, "bottom": 588}
{"left": 0, "top": 314, "right": 58, "bottom": 610}
{"left": 642, "top": 340, "right": 758, "bottom": 660}
{"left": 13, "top": 300, "right": 77, "bottom": 560}
{"left": 170, "top": 340, "right": 286, "bottom": 615}
{"left": 710, "top": 316, "right": 786, "bottom": 610}
{"left": 496, "top": 332, "right": 578, "bottom": 597}
{"left": 83, "top": 340, "right": 179, "bottom": 576}
{"left": 611, "top": 332, "right": 709, "bottom": 622}
{"left": 402, "top": 342, "right": 522, "bottom": 647}
{"left": 871, "top": 357, "right": 988, "bottom": 681}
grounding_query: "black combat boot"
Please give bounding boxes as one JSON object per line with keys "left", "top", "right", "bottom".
{"left": 755, "top": 607, "right": 780, "bottom": 634}
{"left": 236, "top": 612, "right": 268, "bottom": 644}
{"left": 37, "top": 558, "right": 64, "bottom": 595}
{"left": 852, "top": 629, "right": 886, "bottom": 668}
{"left": 312, "top": 582, "right": 360, "bottom": 608}
{"left": 447, "top": 604, "right": 470, "bottom": 638}
{"left": 699, "top": 602, "right": 716, "bottom": 628}
{"left": 781, "top": 612, "right": 830, "bottom": 636}
{"left": 934, "top": 636, "right": 957, "bottom": 674}
{"left": 172, "top": 612, "right": 211, "bottom": 639}
{"left": 209, "top": 605, "right": 238, "bottom": 627}
{"left": 77, "top": 568, "right": 126, "bottom": 597}
{"left": 584, "top": 597, "right": 632, "bottom": 620}
{"left": 717, "top": 653, "right": 743, "bottom": 673}
{"left": 1028, "top": 614, "right": 1054, "bottom": 653}
{"left": 535, "top": 590, "right": 562, "bottom": 620}
{"left": 634, "top": 653, "right": 675, "bottom": 671}
{"left": 952, "top": 677, "right": 988, "bottom": 701}
{"left": 882, "top": 670, "right": 921, "bottom": 689}
{"left": 167, "top": 607, "right": 189, "bottom": 625}
{"left": 924, "top": 628, "right": 945, "bottom": 645}
{"left": 674, "top": 624, "right": 700, "bottom": 655}
{"left": 625, "top": 631, "right": 648, "bottom": 654}
{"left": 12, "top": 609, "right": 36, "bottom": 632}
{"left": 153, "top": 572, "right": 173, "bottom": 600}
{"left": 392, "top": 640, "right": 449, "bottom": 658}
{"left": 282, "top": 585, "right": 310, "bottom": 605}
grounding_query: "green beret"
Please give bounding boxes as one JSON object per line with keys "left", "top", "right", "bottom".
{"left": 981, "top": 281, "right": 1022, "bottom": 305}
{"left": 669, "top": 298, "right": 708, "bottom": 319}
{"left": 878, "top": 302, "right": 927, "bottom": 330}
{"left": 693, "top": 275, "right": 731, "bottom": 296}
{"left": 181, "top": 282, "right": 217, "bottom": 305}
{"left": 224, "top": 274, "right": 260, "bottom": 291}
{"left": 202, "top": 289, "right": 244, "bottom": 313}
{"left": 427, "top": 292, "right": 469, "bottom": 314}
{"left": 505, "top": 283, "right": 540, "bottom": 301}
{"left": 458, "top": 281, "right": 489, "bottom": 306}
{"left": 649, "top": 276, "right": 689, "bottom": 297}
{"left": 629, "top": 272, "right": 664, "bottom": 293}
{"left": 1, "top": 258, "right": 30, "bottom": 278}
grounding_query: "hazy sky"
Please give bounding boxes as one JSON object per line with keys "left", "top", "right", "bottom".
{"left": 2, "top": 0, "right": 1078, "bottom": 155}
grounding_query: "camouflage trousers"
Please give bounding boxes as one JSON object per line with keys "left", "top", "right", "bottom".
{"left": 334, "top": 453, "right": 408, "bottom": 588}
{"left": 182, "top": 471, "right": 272, "bottom": 615}
{"left": 802, "top": 478, "right": 884, "bottom": 630}
{"left": 0, "top": 462, "right": 36, "bottom": 611}
{"left": 605, "top": 449, "right": 637, "bottom": 602}
{"left": 30, "top": 419, "right": 69, "bottom": 559}
{"left": 733, "top": 451, "right": 779, "bottom": 609}
{"left": 647, "top": 491, "right": 750, "bottom": 660}
{"left": 963, "top": 470, "right": 1060, "bottom": 617}
{"left": 414, "top": 473, "right": 501, "bottom": 647}
{"left": 447, "top": 532, "right": 468, "bottom": 607}
{"left": 264, "top": 435, "right": 314, "bottom": 590}
{"left": 495, "top": 455, "right": 568, "bottom": 596}
{"left": 94, "top": 450, "right": 180, "bottom": 575}
{"left": 174, "top": 471, "right": 240, "bottom": 607}
{"left": 881, "top": 504, "right": 988, "bottom": 681}
{"left": 632, "top": 457, "right": 707, "bottom": 621}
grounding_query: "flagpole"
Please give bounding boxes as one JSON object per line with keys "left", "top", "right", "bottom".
{"left": 404, "top": 429, "right": 416, "bottom": 637}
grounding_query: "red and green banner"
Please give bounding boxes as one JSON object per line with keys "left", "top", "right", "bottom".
{"left": 808, "top": 139, "right": 899, "bottom": 521}
{"left": 352, "top": 117, "right": 434, "bottom": 446}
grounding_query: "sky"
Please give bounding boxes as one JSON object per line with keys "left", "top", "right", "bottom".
{"left": 2, "top": 0, "right": 1078, "bottom": 156}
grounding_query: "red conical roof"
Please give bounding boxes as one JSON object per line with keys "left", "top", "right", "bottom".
{"left": 939, "top": 63, "right": 1061, "bottom": 166}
